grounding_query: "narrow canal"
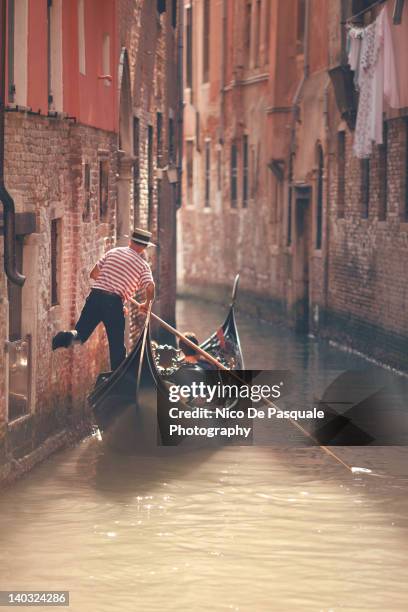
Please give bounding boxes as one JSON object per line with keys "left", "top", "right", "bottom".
{"left": 1, "top": 297, "right": 407, "bottom": 611}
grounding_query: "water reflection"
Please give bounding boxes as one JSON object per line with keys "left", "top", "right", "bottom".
{"left": 0, "top": 298, "right": 407, "bottom": 611}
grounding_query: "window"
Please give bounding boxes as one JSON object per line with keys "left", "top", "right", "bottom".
{"left": 7, "top": 0, "right": 15, "bottom": 102}
{"left": 148, "top": 125, "right": 154, "bottom": 229}
{"left": 133, "top": 118, "right": 140, "bottom": 226}
{"left": 378, "top": 124, "right": 387, "bottom": 221}
{"left": 255, "top": 0, "right": 261, "bottom": 67}
{"left": 230, "top": 143, "right": 238, "bottom": 208}
{"left": 186, "top": 140, "right": 194, "bottom": 205}
{"left": 102, "top": 33, "right": 111, "bottom": 80}
{"left": 99, "top": 160, "right": 109, "bottom": 220}
{"left": 47, "top": 0, "right": 52, "bottom": 107}
{"left": 8, "top": 236, "right": 24, "bottom": 340}
{"left": 243, "top": 135, "right": 249, "bottom": 207}
{"left": 203, "top": 0, "right": 210, "bottom": 82}
{"left": 78, "top": 0, "right": 86, "bottom": 74}
{"left": 245, "top": 1, "right": 252, "bottom": 67}
{"left": 195, "top": 111, "right": 200, "bottom": 151}
{"left": 186, "top": 6, "right": 193, "bottom": 88}
{"left": 405, "top": 119, "right": 408, "bottom": 221}
{"left": 7, "top": 0, "right": 28, "bottom": 106}
{"left": 51, "top": 219, "right": 61, "bottom": 306}
{"left": 264, "top": 0, "right": 271, "bottom": 64}
{"left": 361, "top": 158, "right": 370, "bottom": 218}
{"left": 316, "top": 145, "right": 324, "bottom": 249}
{"left": 204, "top": 141, "right": 211, "bottom": 207}
{"left": 217, "top": 148, "right": 222, "bottom": 192}
{"left": 157, "top": 112, "right": 163, "bottom": 167}
{"left": 7, "top": 235, "right": 30, "bottom": 422}
{"left": 83, "top": 163, "right": 91, "bottom": 221}
{"left": 48, "top": 0, "right": 63, "bottom": 111}
{"left": 251, "top": 145, "right": 257, "bottom": 199}
{"left": 172, "top": 0, "right": 177, "bottom": 28}
{"left": 287, "top": 190, "right": 292, "bottom": 246}
{"left": 157, "top": 0, "right": 166, "bottom": 13}
{"left": 168, "top": 117, "right": 175, "bottom": 163}
{"left": 287, "top": 155, "right": 293, "bottom": 246}
{"left": 296, "top": 0, "right": 306, "bottom": 54}
{"left": 337, "top": 131, "right": 345, "bottom": 218}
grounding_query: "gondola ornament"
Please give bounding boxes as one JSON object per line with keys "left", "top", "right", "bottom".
{"left": 231, "top": 274, "right": 240, "bottom": 308}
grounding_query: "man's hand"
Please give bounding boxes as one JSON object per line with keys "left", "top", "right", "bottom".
{"left": 139, "top": 281, "right": 155, "bottom": 315}
{"left": 138, "top": 301, "right": 151, "bottom": 314}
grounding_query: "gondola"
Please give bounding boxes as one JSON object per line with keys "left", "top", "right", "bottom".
{"left": 88, "top": 275, "right": 245, "bottom": 444}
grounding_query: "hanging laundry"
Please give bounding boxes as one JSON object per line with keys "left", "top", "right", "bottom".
{"left": 353, "top": 10, "right": 385, "bottom": 159}
{"left": 384, "top": 0, "right": 408, "bottom": 109}
{"left": 347, "top": 26, "right": 364, "bottom": 89}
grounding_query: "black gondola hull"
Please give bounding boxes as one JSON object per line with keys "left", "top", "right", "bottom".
{"left": 88, "top": 300, "right": 245, "bottom": 445}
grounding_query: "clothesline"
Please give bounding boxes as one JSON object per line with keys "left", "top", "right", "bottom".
{"left": 343, "top": 0, "right": 387, "bottom": 25}
{"left": 343, "top": 0, "right": 405, "bottom": 25}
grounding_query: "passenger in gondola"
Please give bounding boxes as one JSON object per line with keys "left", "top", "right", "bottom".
{"left": 179, "top": 332, "right": 216, "bottom": 370}
{"left": 161, "top": 332, "right": 215, "bottom": 407}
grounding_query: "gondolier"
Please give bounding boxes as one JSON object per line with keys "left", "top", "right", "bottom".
{"left": 52, "top": 228, "right": 156, "bottom": 371}
{"left": 88, "top": 275, "right": 244, "bottom": 435}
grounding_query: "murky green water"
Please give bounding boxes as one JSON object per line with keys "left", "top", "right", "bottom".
{"left": 1, "top": 298, "right": 408, "bottom": 611}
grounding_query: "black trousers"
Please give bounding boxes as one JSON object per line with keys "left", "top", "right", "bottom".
{"left": 75, "top": 289, "right": 126, "bottom": 371}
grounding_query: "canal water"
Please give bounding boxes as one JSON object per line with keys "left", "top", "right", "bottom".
{"left": 1, "top": 297, "right": 408, "bottom": 611}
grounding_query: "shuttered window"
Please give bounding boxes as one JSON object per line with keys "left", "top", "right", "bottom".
{"left": 243, "top": 136, "right": 249, "bottom": 207}
{"left": 361, "top": 158, "right": 370, "bottom": 219}
{"left": 51, "top": 219, "right": 61, "bottom": 306}
{"left": 203, "top": 0, "right": 210, "bottom": 82}
{"left": 337, "top": 132, "right": 345, "bottom": 219}
{"left": 378, "top": 123, "right": 388, "bottom": 221}
{"left": 231, "top": 144, "right": 238, "bottom": 208}
{"left": 186, "top": 6, "right": 193, "bottom": 88}
{"left": 316, "top": 145, "right": 323, "bottom": 249}
{"left": 205, "top": 141, "right": 211, "bottom": 207}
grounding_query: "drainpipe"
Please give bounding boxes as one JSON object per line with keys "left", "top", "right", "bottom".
{"left": 220, "top": 0, "right": 227, "bottom": 144}
{"left": 176, "top": 0, "right": 184, "bottom": 208}
{"left": 290, "top": 0, "right": 310, "bottom": 156}
{"left": 0, "top": 0, "right": 25, "bottom": 286}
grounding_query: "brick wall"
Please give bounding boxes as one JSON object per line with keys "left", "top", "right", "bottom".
{"left": 0, "top": 0, "right": 180, "bottom": 483}
{"left": 0, "top": 112, "right": 117, "bottom": 480}
{"left": 324, "top": 112, "right": 408, "bottom": 370}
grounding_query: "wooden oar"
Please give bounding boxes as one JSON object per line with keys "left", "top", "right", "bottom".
{"left": 128, "top": 297, "right": 230, "bottom": 371}
{"left": 128, "top": 297, "right": 354, "bottom": 472}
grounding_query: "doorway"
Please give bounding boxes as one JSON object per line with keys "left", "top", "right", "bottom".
{"left": 294, "top": 186, "right": 311, "bottom": 333}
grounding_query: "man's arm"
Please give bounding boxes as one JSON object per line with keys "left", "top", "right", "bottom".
{"left": 139, "top": 281, "right": 155, "bottom": 313}
{"left": 90, "top": 252, "right": 108, "bottom": 281}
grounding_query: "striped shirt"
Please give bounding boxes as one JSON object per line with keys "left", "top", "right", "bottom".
{"left": 93, "top": 247, "right": 153, "bottom": 302}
